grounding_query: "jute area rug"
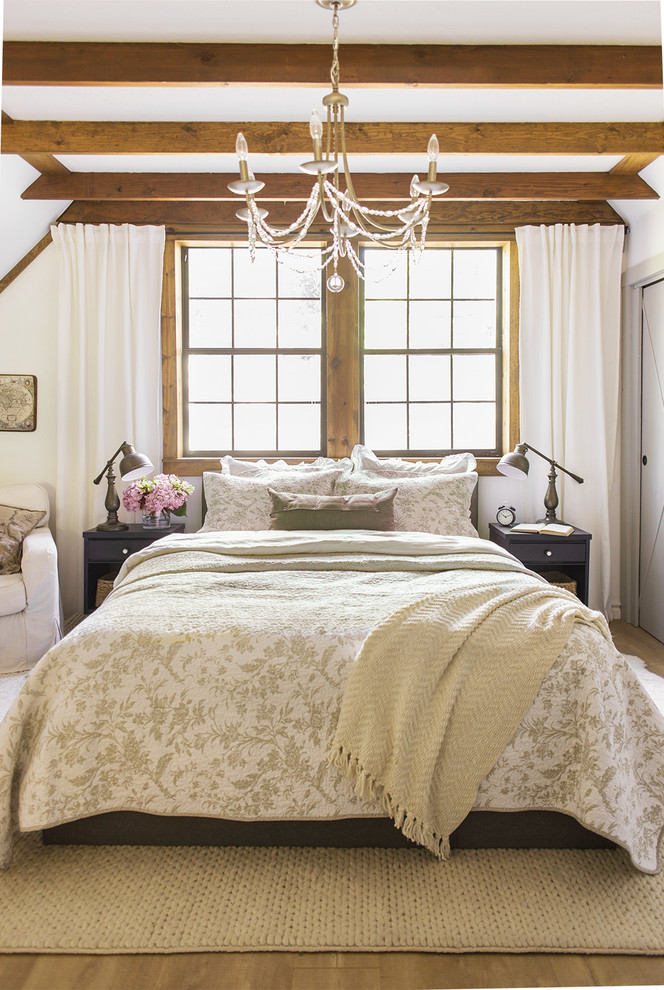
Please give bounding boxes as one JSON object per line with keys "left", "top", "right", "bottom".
{"left": 1, "top": 834, "right": 663, "bottom": 955}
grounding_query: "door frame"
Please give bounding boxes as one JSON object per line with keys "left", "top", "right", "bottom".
{"left": 621, "top": 252, "right": 664, "bottom": 624}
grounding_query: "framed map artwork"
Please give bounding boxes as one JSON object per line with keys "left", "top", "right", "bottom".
{"left": 0, "top": 375, "right": 37, "bottom": 432}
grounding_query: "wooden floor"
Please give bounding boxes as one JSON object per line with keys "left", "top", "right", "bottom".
{"left": 1, "top": 621, "right": 663, "bottom": 990}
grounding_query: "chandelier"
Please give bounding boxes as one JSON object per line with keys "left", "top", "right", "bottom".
{"left": 228, "top": 0, "right": 449, "bottom": 292}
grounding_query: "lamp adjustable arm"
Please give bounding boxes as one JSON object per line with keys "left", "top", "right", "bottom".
{"left": 522, "top": 443, "right": 584, "bottom": 485}
{"left": 93, "top": 441, "right": 130, "bottom": 486}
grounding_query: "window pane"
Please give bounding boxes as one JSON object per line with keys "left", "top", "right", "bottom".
{"left": 278, "top": 355, "right": 321, "bottom": 403}
{"left": 188, "top": 248, "right": 231, "bottom": 298}
{"left": 409, "top": 403, "right": 451, "bottom": 450}
{"left": 364, "top": 354, "right": 406, "bottom": 402}
{"left": 233, "top": 248, "right": 276, "bottom": 298}
{"left": 278, "top": 299, "right": 322, "bottom": 348}
{"left": 234, "top": 403, "right": 276, "bottom": 450}
{"left": 453, "top": 354, "right": 496, "bottom": 401}
{"left": 364, "top": 403, "right": 407, "bottom": 450}
{"left": 188, "top": 403, "right": 232, "bottom": 452}
{"left": 364, "top": 301, "right": 407, "bottom": 350}
{"left": 278, "top": 253, "right": 322, "bottom": 298}
{"left": 409, "top": 249, "right": 451, "bottom": 299}
{"left": 453, "top": 249, "right": 497, "bottom": 299}
{"left": 453, "top": 300, "right": 497, "bottom": 349}
{"left": 278, "top": 403, "right": 321, "bottom": 451}
{"left": 234, "top": 299, "right": 277, "bottom": 348}
{"left": 188, "top": 355, "right": 231, "bottom": 402}
{"left": 453, "top": 403, "right": 496, "bottom": 450}
{"left": 234, "top": 355, "right": 276, "bottom": 402}
{"left": 188, "top": 299, "right": 232, "bottom": 349}
{"left": 409, "top": 354, "right": 450, "bottom": 401}
{"left": 364, "top": 249, "right": 408, "bottom": 299}
{"left": 409, "top": 301, "right": 451, "bottom": 349}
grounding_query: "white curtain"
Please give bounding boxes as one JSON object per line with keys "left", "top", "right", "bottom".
{"left": 51, "top": 223, "right": 166, "bottom": 617}
{"left": 515, "top": 223, "right": 624, "bottom": 617}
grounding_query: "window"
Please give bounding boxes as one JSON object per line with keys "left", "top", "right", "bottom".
{"left": 361, "top": 246, "right": 502, "bottom": 456}
{"left": 163, "top": 236, "right": 517, "bottom": 474}
{"left": 182, "top": 245, "right": 325, "bottom": 456}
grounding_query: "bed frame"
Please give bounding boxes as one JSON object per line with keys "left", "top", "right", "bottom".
{"left": 43, "top": 479, "right": 614, "bottom": 851}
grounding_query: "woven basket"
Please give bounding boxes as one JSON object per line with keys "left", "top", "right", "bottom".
{"left": 95, "top": 572, "right": 119, "bottom": 608}
{"left": 541, "top": 570, "right": 577, "bottom": 597}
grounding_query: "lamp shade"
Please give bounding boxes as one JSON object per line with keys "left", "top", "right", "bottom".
{"left": 118, "top": 443, "right": 154, "bottom": 481}
{"left": 496, "top": 444, "right": 530, "bottom": 480}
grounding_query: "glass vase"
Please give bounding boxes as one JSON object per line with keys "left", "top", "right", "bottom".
{"left": 141, "top": 509, "right": 171, "bottom": 529}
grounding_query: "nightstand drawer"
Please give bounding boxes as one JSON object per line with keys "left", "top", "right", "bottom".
{"left": 512, "top": 542, "right": 586, "bottom": 566}
{"left": 87, "top": 539, "right": 149, "bottom": 562}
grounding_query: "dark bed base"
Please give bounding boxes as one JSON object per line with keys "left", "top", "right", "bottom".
{"left": 42, "top": 809, "right": 615, "bottom": 850}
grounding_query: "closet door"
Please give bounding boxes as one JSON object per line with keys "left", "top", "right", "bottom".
{"left": 639, "top": 277, "right": 664, "bottom": 642}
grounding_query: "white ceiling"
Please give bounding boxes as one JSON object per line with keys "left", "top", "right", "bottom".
{"left": 4, "top": 1, "right": 661, "bottom": 45}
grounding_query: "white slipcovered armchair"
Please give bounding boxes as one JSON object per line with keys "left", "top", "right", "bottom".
{"left": 0, "top": 484, "right": 62, "bottom": 673}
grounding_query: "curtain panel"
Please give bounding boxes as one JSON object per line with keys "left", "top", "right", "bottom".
{"left": 515, "top": 223, "right": 624, "bottom": 618}
{"left": 51, "top": 223, "right": 166, "bottom": 617}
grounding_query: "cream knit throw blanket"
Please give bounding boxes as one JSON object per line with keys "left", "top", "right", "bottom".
{"left": 329, "top": 569, "right": 611, "bottom": 860}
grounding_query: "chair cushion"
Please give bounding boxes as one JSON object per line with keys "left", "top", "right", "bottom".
{"left": 0, "top": 573, "right": 27, "bottom": 616}
{"left": 0, "top": 505, "right": 47, "bottom": 574}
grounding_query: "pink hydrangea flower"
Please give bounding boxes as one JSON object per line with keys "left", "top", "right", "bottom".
{"left": 121, "top": 473, "right": 194, "bottom": 516}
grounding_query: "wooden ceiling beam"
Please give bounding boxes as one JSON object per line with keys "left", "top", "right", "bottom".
{"left": 58, "top": 199, "right": 625, "bottom": 226}
{"left": 1, "top": 110, "right": 70, "bottom": 176}
{"left": 22, "top": 170, "right": 659, "bottom": 202}
{"left": 4, "top": 119, "right": 663, "bottom": 157}
{"left": 3, "top": 41, "right": 661, "bottom": 88}
{"left": 609, "top": 153, "right": 661, "bottom": 175}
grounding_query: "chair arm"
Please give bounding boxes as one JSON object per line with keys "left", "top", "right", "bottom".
{"left": 20, "top": 527, "right": 60, "bottom": 609}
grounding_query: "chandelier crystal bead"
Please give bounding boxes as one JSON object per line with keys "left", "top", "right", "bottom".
{"left": 228, "top": 0, "right": 448, "bottom": 289}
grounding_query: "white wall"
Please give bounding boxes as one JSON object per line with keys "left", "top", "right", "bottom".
{"left": 612, "top": 160, "right": 664, "bottom": 274}
{"left": 0, "top": 245, "right": 59, "bottom": 512}
{"left": 0, "top": 156, "right": 70, "bottom": 282}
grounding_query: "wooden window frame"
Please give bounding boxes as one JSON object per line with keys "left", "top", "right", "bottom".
{"left": 162, "top": 232, "right": 519, "bottom": 477}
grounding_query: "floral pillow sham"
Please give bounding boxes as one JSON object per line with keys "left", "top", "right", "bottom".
{"left": 200, "top": 470, "right": 341, "bottom": 532}
{"left": 0, "top": 504, "right": 47, "bottom": 574}
{"left": 334, "top": 471, "right": 478, "bottom": 538}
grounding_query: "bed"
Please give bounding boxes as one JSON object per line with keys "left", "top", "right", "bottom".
{"left": 1, "top": 451, "right": 663, "bottom": 873}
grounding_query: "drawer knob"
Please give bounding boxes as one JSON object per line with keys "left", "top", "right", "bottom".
{"left": 545, "top": 550, "right": 552, "bottom": 557}
{"left": 122, "top": 548, "right": 129, "bottom": 555}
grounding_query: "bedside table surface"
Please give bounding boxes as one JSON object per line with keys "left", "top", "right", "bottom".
{"left": 83, "top": 523, "right": 185, "bottom": 539}
{"left": 489, "top": 523, "right": 591, "bottom": 541}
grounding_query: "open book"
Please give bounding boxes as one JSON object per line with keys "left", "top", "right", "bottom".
{"left": 510, "top": 522, "right": 575, "bottom": 537}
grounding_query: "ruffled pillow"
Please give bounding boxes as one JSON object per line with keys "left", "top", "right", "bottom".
{"left": 220, "top": 455, "right": 351, "bottom": 477}
{"left": 349, "top": 444, "right": 476, "bottom": 477}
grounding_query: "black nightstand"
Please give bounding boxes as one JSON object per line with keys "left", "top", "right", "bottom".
{"left": 488, "top": 523, "right": 591, "bottom": 606}
{"left": 82, "top": 523, "right": 185, "bottom": 613}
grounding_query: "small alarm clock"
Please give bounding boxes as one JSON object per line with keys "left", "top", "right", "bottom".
{"left": 496, "top": 504, "right": 517, "bottom": 527}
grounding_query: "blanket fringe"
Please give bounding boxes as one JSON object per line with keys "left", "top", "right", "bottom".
{"left": 326, "top": 744, "right": 451, "bottom": 862}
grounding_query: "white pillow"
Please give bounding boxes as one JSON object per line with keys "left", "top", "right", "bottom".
{"left": 201, "top": 469, "right": 340, "bottom": 531}
{"left": 220, "top": 455, "right": 351, "bottom": 476}
{"left": 349, "top": 444, "right": 476, "bottom": 477}
{"left": 334, "top": 471, "right": 478, "bottom": 538}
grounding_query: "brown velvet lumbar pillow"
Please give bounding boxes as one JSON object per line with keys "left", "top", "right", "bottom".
{"left": 268, "top": 488, "right": 397, "bottom": 531}
{"left": 0, "top": 504, "right": 47, "bottom": 574}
